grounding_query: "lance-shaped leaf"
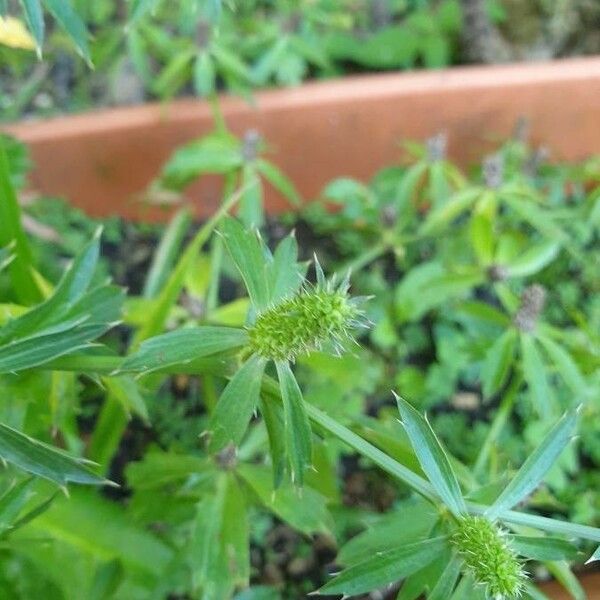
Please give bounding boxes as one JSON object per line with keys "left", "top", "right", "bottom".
{"left": 220, "top": 217, "right": 271, "bottom": 312}
{"left": 208, "top": 354, "right": 267, "bottom": 451}
{"left": 395, "top": 394, "right": 466, "bottom": 516}
{"left": 275, "top": 361, "right": 312, "bottom": 486}
{"left": 487, "top": 409, "right": 577, "bottom": 519}
{"left": 521, "top": 333, "right": 555, "bottom": 418}
{"left": 0, "top": 243, "right": 14, "bottom": 272}
{"left": 44, "top": 0, "right": 91, "bottom": 64}
{"left": 119, "top": 327, "right": 247, "bottom": 374}
{"left": 318, "top": 536, "right": 449, "bottom": 596}
{"left": 510, "top": 535, "right": 579, "bottom": 561}
{"left": 0, "top": 423, "right": 111, "bottom": 487}
{"left": 537, "top": 334, "right": 587, "bottom": 397}
{"left": 506, "top": 241, "right": 560, "bottom": 278}
{"left": 428, "top": 554, "right": 462, "bottom": 600}
{"left": 481, "top": 328, "right": 517, "bottom": 399}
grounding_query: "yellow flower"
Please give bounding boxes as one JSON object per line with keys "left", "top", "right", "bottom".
{"left": 0, "top": 16, "right": 36, "bottom": 51}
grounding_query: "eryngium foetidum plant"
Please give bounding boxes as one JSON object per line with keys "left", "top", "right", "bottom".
{"left": 208, "top": 218, "right": 367, "bottom": 485}
{"left": 452, "top": 515, "right": 525, "bottom": 599}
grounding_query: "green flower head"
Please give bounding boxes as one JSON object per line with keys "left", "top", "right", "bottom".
{"left": 452, "top": 515, "right": 525, "bottom": 599}
{"left": 247, "top": 262, "right": 367, "bottom": 362}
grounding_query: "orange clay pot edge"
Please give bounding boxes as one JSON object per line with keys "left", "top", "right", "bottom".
{"left": 3, "top": 56, "right": 600, "bottom": 222}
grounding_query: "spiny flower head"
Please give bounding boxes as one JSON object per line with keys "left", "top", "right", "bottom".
{"left": 451, "top": 515, "right": 525, "bottom": 599}
{"left": 247, "top": 268, "right": 365, "bottom": 362}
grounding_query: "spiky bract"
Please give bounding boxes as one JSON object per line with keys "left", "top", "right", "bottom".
{"left": 452, "top": 515, "right": 525, "bottom": 599}
{"left": 247, "top": 277, "right": 363, "bottom": 362}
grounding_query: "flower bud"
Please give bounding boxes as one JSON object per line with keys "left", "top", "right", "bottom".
{"left": 452, "top": 515, "right": 525, "bottom": 599}
{"left": 247, "top": 277, "right": 362, "bottom": 362}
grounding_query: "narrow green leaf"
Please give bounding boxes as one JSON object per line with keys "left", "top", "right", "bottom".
{"left": 275, "top": 361, "right": 312, "bottom": 486}
{"left": 128, "top": 0, "right": 160, "bottom": 25}
{"left": 487, "top": 409, "right": 577, "bottom": 519}
{"left": 43, "top": 0, "right": 91, "bottom": 63}
{"left": 537, "top": 334, "right": 587, "bottom": 396}
{"left": 103, "top": 376, "right": 148, "bottom": 422}
{"left": 419, "top": 187, "right": 479, "bottom": 235}
{"left": 502, "top": 194, "right": 568, "bottom": 243}
{"left": 510, "top": 535, "right": 579, "bottom": 561}
{"left": 0, "top": 243, "right": 14, "bottom": 272}
{"left": 481, "top": 328, "right": 517, "bottom": 398}
{"left": 143, "top": 208, "right": 192, "bottom": 299}
{"left": 19, "top": 0, "right": 45, "bottom": 53}
{"left": 268, "top": 233, "right": 304, "bottom": 305}
{"left": 159, "top": 132, "right": 241, "bottom": 191}
{"left": 208, "top": 354, "right": 266, "bottom": 451}
{"left": 256, "top": 158, "right": 301, "bottom": 206}
{"left": 318, "top": 536, "right": 448, "bottom": 595}
{"left": 337, "top": 498, "right": 437, "bottom": 566}
{"left": 0, "top": 137, "right": 41, "bottom": 305}
{"left": 252, "top": 37, "right": 288, "bottom": 84}
{"left": 133, "top": 188, "right": 240, "bottom": 344}
{"left": 0, "top": 322, "right": 117, "bottom": 373}
{"left": 0, "top": 228, "right": 101, "bottom": 345}
{"left": 0, "top": 477, "right": 35, "bottom": 535}
{"left": 428, "top": 554, "right": 462, "bottom": 600}
{"left": 585, "top": 545, "right": 600, "bottom": 564}
{"left": 0, "top": 423, "right": 110, "bottom": 487}
{"left": 520, "top": 333, "right": 555, "bottom": 418}
{"left": 545, "top": 562, "right": 585, "bottom": 600}
{"left": 193, "top": 51, "right": 216, "bottom": 97}
{"left": 220, "top": 217, "right": 271, "bottom": 311}
{"left": 212, "top": 45, "right": 253, "bottom": 83}
{"left": 259, "top": 397, "right": 286, "bottom": 489}
{"left": 395, "top": 394, "right": 466, "bottom": 516}
{"left": 121, "top": 327, "right": 247, "bottom": 374}
{"left": 506, "top": 241, "right": 560, "bottom": 278}
{"left": 238, "top": 463, "right": 332, "bottom": 535}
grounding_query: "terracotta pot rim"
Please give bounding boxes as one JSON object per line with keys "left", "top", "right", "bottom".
{"left": 7, "top": 55, "right": 600, "bottom": 141}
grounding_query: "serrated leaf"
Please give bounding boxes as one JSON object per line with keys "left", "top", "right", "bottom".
{"left": 208, "top": 354, "right": 266, "bottom": 451}
{"left": 510, "top": 535, "right": 579, "bottom": 561}
{"left": 0, "top": 423, "right": 110, "bottom": 487}
{"left": 487, "top": 409, "right": 577, "bottom": 519}
{"left": 275, "top": 361, "right": 312, "bottom": 486}
{"left": 43, "top": 0, "right": 91, "bottom": 63}
{"left": 481, "top": 328, "right": 517, "bottom": 398}
{"left": 120, "top": 326, "right": 247, "bottom": 374}
{"left": 220, "top": 217, "right": 271, "bottom": 311}
{"left": 395, "top": 394, "right": 466, "bottom": 516}
{"left": 318, "top": 536, "right": 448, "bottom": 595}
